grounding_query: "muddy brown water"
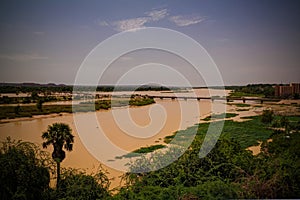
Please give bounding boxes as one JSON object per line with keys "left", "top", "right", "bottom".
{"left": 0, "top": 89, "right": 229, "bottom": 188}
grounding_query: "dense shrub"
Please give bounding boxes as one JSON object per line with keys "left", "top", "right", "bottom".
{"left": 0, "top": 138, "right": 52, "bottom": 200}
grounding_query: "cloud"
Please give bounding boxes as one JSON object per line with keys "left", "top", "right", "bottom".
{"left": 101, "top": 8, "right": 203, "bottom": 31}
{"left": 145, "top": 8, "right": 169, "bottom": 21}
{"left": 169, "top": 15, "right": 205, "bottom": 27}
{"left": 98, "top": 20, "right": 109, "bottom": 26}
{"left": 104, "top": 8, "right": 169, "bottom": 32}
{"left": 112, "top": 17, "right": 149, "bottom": 32}
{"left": 0, "top": 53, "right": 48, "bottom": 62}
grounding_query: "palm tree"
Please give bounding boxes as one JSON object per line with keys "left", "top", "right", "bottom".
{"left": 42, "top": 123, "right": 74, "bottom": 188}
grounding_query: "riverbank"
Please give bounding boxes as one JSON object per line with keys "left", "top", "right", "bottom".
{"left": 0, "top": 96, "right": 155, "bottom": 121}
{"left": 1, "top": 93, "right": 299, "bottom": 189}
{"left": 124, "top": 99, "right": 300, "bottom": 157}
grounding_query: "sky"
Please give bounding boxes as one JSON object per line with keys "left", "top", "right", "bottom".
{"left": 0, "top": 0, "right": 299, "bottom": 86}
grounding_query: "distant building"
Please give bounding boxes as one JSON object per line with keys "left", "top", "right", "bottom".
{"left": 275, "top": 83, "right": 300, "bottom": 97}
{"left": 274, "top": 85, "right": 280, "bottom": 97}
{"left": 291, "top": 83, "right": 300, "bottom": 95}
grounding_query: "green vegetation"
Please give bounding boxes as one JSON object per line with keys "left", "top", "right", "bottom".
{"left": 36, "top": 99, "right": 44, "bottom": 111}
{"left": 229, "top": 103, "right": 251, "bottom": 107}
{"left": 0, "top": 104, "right": 74, "bottom": 119}
{"left": 221, "top": 116, "right": 273, "bottom": 148}
{"left": 0, "top": 83, "right": 174, "bottom": 94}
{"left": 79, "top": 96, "right": 155, "bottom": 110}
{"left": 271, "top": 115, "right": 300, "bottom": 134}
{"left": 55, "top": 167, "right": 111, "bottom": 199}
{"left": 132, "top": 144, "right": 166, "bottom": 154}
{"left": 229, "top": 91, "right": 265, "bottom": 98}
{"left": 166, "top": 115, "right": 273, "bottom": 149}
{"left": 129, "top": 96, "right": 155, "bottom": 106}
{"left": 14, "top": 104, "right": 21, "bottom": 114}
{"left": 115, "top": 115, "right": 300, "bottom": 199}
{"left": 202, "top": 112, "right": 238, "bottom": 121}
{"left": 236, "top": 108, "right": 250, "bottom": 111}
{"left": 227, "top": 84, "right": 275, "bottom": 97}
{"left": 1, "top": 113, "right": 300, "bottom": 199}
{"left": 42, "top": 123, "right": 74, "bottom": 189}
{"left": 0, "top": 137, "right": 53, "bottom": 200}
{"left": 138, "top": 112, "right": 274, "bottom": 159}
{"left": 164, "top": 134, "right": 176, "bottom": 144}
{"left": 116, "top": 144, "right": 166, "bottom": 159}
{"left": 0, "top": 95, "right": 72, "bottom": 105}
{"left": 0, "top": 137, "right": 110, "bottom": 200}
{"left": 261, "top": 109, "right": 274, "bottom": 124}
{"left": 0, "top": 97, "right": 156, "bottom": 120}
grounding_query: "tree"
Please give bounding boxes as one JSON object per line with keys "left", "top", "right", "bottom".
{"left": 56, "top": 167, "right": 111, "bottom": 199}
{"left": 42, "top": 123, "right": 74, "bottom": 189}
{"left": 0, "top": 137, "right": 51, "bottom": 200}
{"left": 31, "top": 91, "right": 39, "bottom": 100}
{"left": 279, "top": 115, "right": 290, "bottom": 134}
{"left": 36, "top": 99, "right": 44, "bottom": 112}
{"left": 14, "top": 104, "right": 21, "bottom": 115}
{"left": 261, "top": 109, "right": 274, "bottom": 124}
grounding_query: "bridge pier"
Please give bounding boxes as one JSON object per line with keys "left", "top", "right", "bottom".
{"left": 140, "top": 96, "right": 276, "bottom": 104}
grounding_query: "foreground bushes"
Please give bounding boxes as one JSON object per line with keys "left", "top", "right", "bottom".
{"left": 0, "top": 138, "right": 51, "bottom": 200}
{"left": 50, "top": 168, "right": 111, "bottom": 200}
{"left": 113, "top": 115, "right": 300, "bottom": 199}
{"left": 0, "top": 138, "right": 110, "bottom": 200}
{"left": 1, "top": 115, "right": 299, "bottom": 199}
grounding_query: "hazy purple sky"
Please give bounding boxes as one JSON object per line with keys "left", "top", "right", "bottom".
{"left": 0, "top": 0, "right": 299, "bottom": 86}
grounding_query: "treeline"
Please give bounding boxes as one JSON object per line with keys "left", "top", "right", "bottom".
{"left": 226, "top": 84, "right": 275, "bottom": 97}
{"left": 0, "top": 83, "right": 174, "bottom": 94}
{"left": 0, "top": 83, "right": 73, "bottom": 94}
{"left": 0, "top": 94, "right": 72, "bottom": 104}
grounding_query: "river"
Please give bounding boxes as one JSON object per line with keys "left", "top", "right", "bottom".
{"left": 0, "top": 89, "right": 229, "bottom": 188}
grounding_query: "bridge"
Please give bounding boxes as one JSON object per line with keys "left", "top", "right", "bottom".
{"left": 106, "top": 94, "right": 280, "bottom": 104}
{"left": 146, "top": 95, "right": 280, "bottom": 104}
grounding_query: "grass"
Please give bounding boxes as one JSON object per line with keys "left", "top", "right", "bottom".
{"left": 164, "top": 115, "right": 282, "bottom": 149}
{"left": 220, "top": 116, "right": 273, "bottom": 148}
{"left": 129, "top": 97, "right": 155, "bottom": 106}
{"left": 112, "top": 113, "right": 299, "bottom": 159}
{"left": 132, "top": 144, "right": 166, "bottom": 154}
{"left": 236, "top": 108, "right": 250, "bottom": 111}
{"left": 271, "top": 115, "right": 300, "bottom": 128}
{"left": 115, "top": 144, "right": 166, "bottom": 159}
{"left": 164, "top": 134, "right": 176, "bottom": 143}
{"left": 202, "top": 113, "right": 238, "bottom": 121}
